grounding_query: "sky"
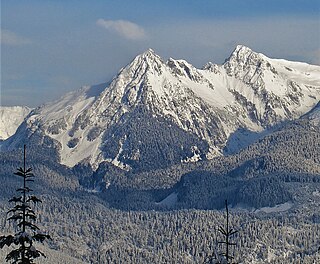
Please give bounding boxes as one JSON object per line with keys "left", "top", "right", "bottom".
{"left": 1, "top": 0, "right": 320, "bottom": 107}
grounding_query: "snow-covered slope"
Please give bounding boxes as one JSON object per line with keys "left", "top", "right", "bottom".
{"left": 223, "top": 45, "right": 319, "bottom": 125}
{"left": 303, "top": 102, "right": 320, "bottom": 126}
{"left": 2, "top": 46, "right": 320, "bottom": 170}
{"left": 0, "top": 106, "right": 32, "bottom": 140}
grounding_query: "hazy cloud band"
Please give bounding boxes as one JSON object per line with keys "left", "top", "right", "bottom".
{"left": 1, "top": 30, "right": 32, "bottom": 46}
{"left": 97, "top": 19, "right": 146, "bottom": 40}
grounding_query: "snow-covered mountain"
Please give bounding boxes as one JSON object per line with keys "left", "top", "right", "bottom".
{"left": 2, "top": 46, "right": 320, "bottom": 170}
{"left": 0, "top": 106, "right": 32, "bottom": 140}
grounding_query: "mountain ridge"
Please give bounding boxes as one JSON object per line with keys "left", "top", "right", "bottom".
{"left": 1, "top": 45, "right": 319, "bottom": 171}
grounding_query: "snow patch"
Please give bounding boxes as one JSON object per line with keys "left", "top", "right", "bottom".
{"left": 254, "top": 202, "right": 293, "bottom": 214}
{"left": 312, "top": 190, "right": 320, "bottom": 197}
{"left": 156, "top": 192, "right": 178, "bottom": 207}
{"left": 233, "top": 202, "right": 293, "bottom": 214}
{"left": 182, "top": 146, "right": 202, "bottom": 163}
{"left": 106, "top": 136, "right": 131, "bottom": 171}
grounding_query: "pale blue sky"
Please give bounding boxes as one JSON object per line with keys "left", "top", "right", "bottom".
{"left": 1, "top": 0, "right": 320, "bottom": 107}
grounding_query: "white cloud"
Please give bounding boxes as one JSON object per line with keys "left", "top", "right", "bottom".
{"left": 1, "top": 29, "right": 32, "bottom": 46}
{"left": 97, "top": 19, "right": 146, "bottom": 40}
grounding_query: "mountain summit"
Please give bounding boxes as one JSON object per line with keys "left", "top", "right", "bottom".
{"left": 2, "top": 46, "right": 320, "bottom": 171}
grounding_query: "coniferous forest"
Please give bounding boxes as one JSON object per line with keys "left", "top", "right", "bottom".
{"left": 0, "top": 118, "right": 319, "bottom": 263}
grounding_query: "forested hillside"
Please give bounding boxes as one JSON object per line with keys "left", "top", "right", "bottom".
{"left": 1, "top": 113, "right": 320, "bottom": 263}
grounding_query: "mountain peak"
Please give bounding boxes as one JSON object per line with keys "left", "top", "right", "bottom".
{"left": 126, "top": 48, "right": 164, "bottom": 73}
{"left": 144, "top": 48, "right": 156, "bottom": 54}
{"left": 226, "top": 44, "right": 257, "bottom": 63}
{"left": 137, "top": 48, "right": 161, "bottom": 61}
{"left": 117, "top": 48, "right": 164, "bottom": 81}
{"left": 233, "top": 44, "right": 253, "bottom": 54}
{"left": 224, "top": 44, "right": 270, "bottom": 77}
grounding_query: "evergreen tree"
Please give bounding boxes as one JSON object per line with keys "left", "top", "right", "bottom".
{"left": 217, "top": 200, "right": 238, "bottom": 264}
{"left": 0, "top": 145, "right": 51, "bottom": 263}
{"left": 205, "top": 200, "right": 238, "bottom": 264}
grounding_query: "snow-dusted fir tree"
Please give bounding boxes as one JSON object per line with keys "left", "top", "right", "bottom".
{"left": 0, "top": 145, "right": 50, "bottom": 263}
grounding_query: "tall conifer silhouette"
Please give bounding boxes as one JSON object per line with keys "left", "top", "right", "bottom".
{"left": 0, "top": 145, "right": 51, "bottom": 263}
{"left": 205, "top": 200, "right": 238, "bottom": 264}
{"left": 217, "top": 200, "right": 238, "bottom": 263}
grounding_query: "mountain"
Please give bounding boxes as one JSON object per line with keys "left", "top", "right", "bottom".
{"left": 223, "top": 45, "right": 319, "bottom": 124}
{"left": 96, "top": 102, "right": 320, "bottom": 211}
{"left": 1, "top": 46, "right": 320, "bottom": 172}
{"left": 0, "top": 106, "right": 32, "bottom": 140}
{"left": 1, "top": 47, "right": 320, "bottom": 263}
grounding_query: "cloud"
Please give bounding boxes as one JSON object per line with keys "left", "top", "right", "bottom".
{"left": 97, "top": 19, "right": 146, "bottom": 40}
{"left": 1, "top": 29, "right": 32, "bottom": 46}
